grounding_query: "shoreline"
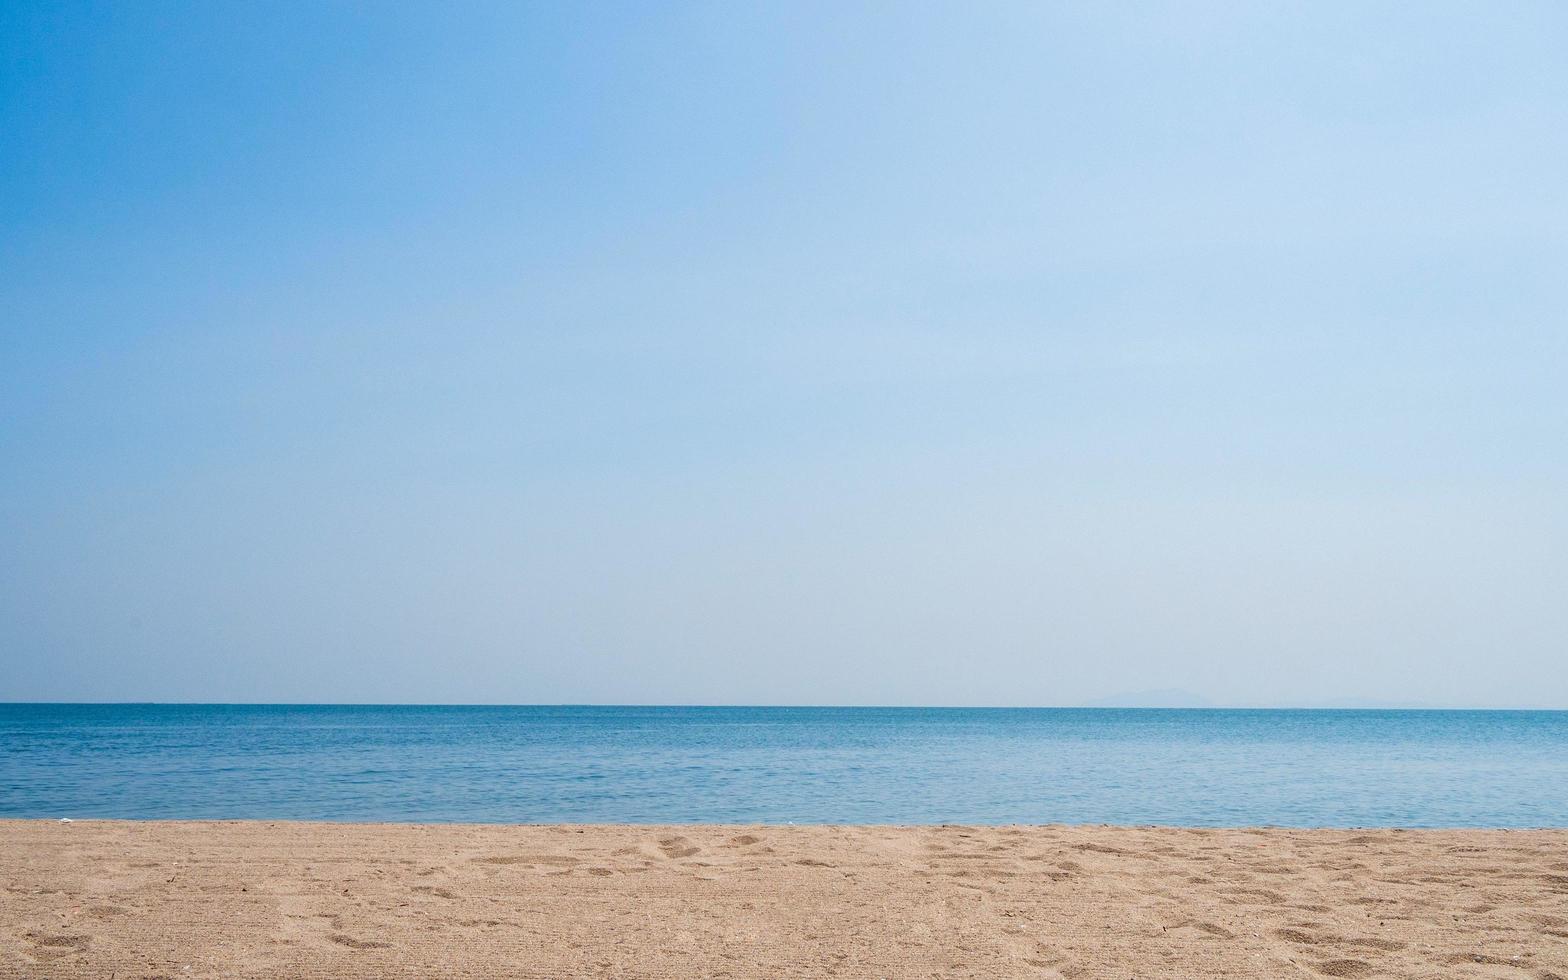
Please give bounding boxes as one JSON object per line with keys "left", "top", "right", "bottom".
{"left": 13, "top": 816, "right": 1568, "bottom": 826}
{"left": 5, "top": 820, "right": 1565, "bottom": 977}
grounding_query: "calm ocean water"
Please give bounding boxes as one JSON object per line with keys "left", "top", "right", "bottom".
{"left": 2, "top": 704, "right": 1565, "bottom": 827}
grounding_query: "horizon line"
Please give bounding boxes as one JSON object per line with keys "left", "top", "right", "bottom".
{"left": 3, "top": 701, "right": 1565, "bottom": 712}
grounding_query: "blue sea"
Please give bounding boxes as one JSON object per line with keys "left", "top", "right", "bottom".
{"left": 2, "top": 704, "right": 1565, "bottom": 827}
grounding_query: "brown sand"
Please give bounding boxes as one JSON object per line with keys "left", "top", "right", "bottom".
{"left": 3, "top": 821, "right": 1565, "bottom": 978}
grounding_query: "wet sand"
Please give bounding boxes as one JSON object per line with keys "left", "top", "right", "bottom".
{"left": 3, "top": 820, "right": 1565, "bottom": 978}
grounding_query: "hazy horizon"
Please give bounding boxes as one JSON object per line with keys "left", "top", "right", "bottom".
{"left": 4, "top": 3, "right": 1566, "bottom": 708}
{"left": 1, "top": 693, "right": 1563, "bottom": 713}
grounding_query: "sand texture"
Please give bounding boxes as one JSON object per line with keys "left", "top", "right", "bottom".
{"left": 2, "top": 821, "right": 1565, "bottom": 978}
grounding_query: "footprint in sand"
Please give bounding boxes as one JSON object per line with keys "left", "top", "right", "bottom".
{"left": 1218, "top": 886, "right": 1287, "bottom": 905}
{"left": 657, "top": 836, "right": 700, "bottom": 859}
{"left": 1275, "top": 927, "right": 1327, "bottom": 945}
{"left": 26, "top": 933, "right": 90, "bottom": 959}
{"left": 1023, "top": 953, "right": 1082, "bottom": 978}
{"left": 1071, "top": 843, "right": 1127, "bottom": 856}
{"left": 1442, "top": 952, "right": 1531, "bottom": 968}
{"left": 327, "top": 933, "right": 391, "bottom": 950}
{"left": 1277, "top": 927, "right": 1409, "bottom": 954}
{"left": 1341, "top": 936, "right": 1407, "bottom": 952}
{"left": 473, "top": 854, "right": 579, "bottom": 867}
{"left": 1312, "top": 959, "right": 1373, "bottom": 978}
{"left": 1165, "top": 920, "right": 1234, "bottom": 939}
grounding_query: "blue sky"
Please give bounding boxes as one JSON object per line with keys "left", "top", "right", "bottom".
{"left": 2, "top": 2, "right": 1565, "bottom": 706}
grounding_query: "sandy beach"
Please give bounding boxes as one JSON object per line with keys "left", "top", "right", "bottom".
{"left": 3, "top": 821, "right": 1565, "bottom": 978}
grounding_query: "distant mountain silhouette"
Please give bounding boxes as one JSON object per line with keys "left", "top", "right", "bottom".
{"left": 1080, "top": 691, "right": 1449, "bottom": 709}
{"left": 1301, "top": 697, "right": 1442, "bottom": 710}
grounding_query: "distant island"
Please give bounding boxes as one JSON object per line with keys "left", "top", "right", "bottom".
{"left": 1079, "top": 691, "right": 1451, "bottom": 710}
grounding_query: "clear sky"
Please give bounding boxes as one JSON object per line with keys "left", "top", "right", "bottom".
{"left": 3, "top": 2, "right": 1565, "bottom": 707}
